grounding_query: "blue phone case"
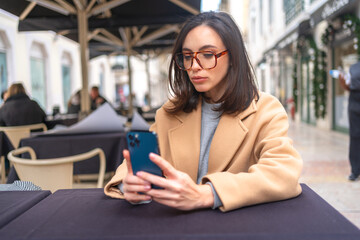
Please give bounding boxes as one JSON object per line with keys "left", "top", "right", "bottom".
{"left": 126, "top": 131, "right": 163, "bottom": 179}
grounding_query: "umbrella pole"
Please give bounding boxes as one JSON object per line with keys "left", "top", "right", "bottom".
{"left": 127, "top": 52, "right": 133, "bottom": 115}
{"left": 145, "top": 57, "right": 152, "bottom": 107}
{"left": 78, "top": 9, "right": 90, "bottom": 115}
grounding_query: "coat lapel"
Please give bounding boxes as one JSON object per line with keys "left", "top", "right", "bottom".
{"left": 168, "top": 103, "right": 202, "bottom": 182}
{"left": 208, "top": 100, "right": 257, "bottom": 173}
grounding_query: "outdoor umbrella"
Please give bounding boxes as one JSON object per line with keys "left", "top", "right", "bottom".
{"left": 0, "top": 0, "right": 201, "bottom": 113}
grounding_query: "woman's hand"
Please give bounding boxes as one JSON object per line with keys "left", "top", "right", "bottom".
{"left": 136, "top": 153, "right": 214, "bottom": 211}
{"left": 122, "top": 150, "right": 152, "bottom": 203}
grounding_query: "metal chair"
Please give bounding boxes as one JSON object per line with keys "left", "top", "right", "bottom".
{"left": 7, "top": 146, "right": 106, "bottom": 192}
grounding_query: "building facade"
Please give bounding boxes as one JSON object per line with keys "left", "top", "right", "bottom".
{"left": 225, "top": 0, "right": 360, "bottom": 133}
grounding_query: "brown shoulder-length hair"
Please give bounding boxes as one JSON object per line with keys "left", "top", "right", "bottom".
{"left": 167, "top": 11, "right": 258, "bottom": 115}
{"left": 8, "top": 83, "right": 27, "bottom": 97}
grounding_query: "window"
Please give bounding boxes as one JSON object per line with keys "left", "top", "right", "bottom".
{"left": 259, "top": 0, "right": 263, "bottom": 35}
{"left": 0, "top": 32, "right": 8, "bottom": 103}
{"left": 61, "top": 52, "right": 72, "bottom": 112}
{"left": 30, "top": 42, "right": 47, "bottom": 110}
{"left": 283, "top": 0, "right": 304, "bottom": 24}
{"left": 99, "top": 64, "right": 105, "bottom": 95}
{"left": 269, "top": 0, "right": 273, "bottom": 24}
{"left": 0, "top": 34, "right": 7, "bottom": 103}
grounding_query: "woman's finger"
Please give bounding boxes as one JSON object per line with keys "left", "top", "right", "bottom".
{"left": 124, "top": 174, "right": 150, "bottom": 185}
{"left": 149, "top": 153, "right": 177, "bottom": 178}
{"left": 123, "top": 149, "right": 133, "bottom": 174}
{"left": 136, "top": 171, "right": 169, "bottom": 189}
{"left": 124, "top": 192, "right": 152, "bottom": 203}
{"left": 123, "top": 181, "right": 151, "bottom": 193}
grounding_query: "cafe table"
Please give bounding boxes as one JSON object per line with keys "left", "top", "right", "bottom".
{"left": 6, "top": 131, "right": 127, "bottom": 183}
{"left": 0, "top": 190, "right": 51, "bottom": 229}
{"left": 0, "top": 184, "right": 359, "bottom": 240}
{"left": 20, "top": 132, "right": 127, "bottom": 174}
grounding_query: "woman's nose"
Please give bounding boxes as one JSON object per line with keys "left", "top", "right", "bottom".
{"left": 191, "top": 57, "right": 202, "bottom": 70}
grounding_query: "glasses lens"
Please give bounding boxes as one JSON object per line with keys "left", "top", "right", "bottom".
{"left": 175, "top": 53, "right": 192, "bottom": 70}
{"left": 197, "top": 52, "right": 216, "bottom": 69}
{"left": 175, "top": 52, "right": 217, "bottom": 70}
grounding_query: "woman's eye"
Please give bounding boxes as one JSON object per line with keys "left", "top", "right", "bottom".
{"left": 203, "top": 53, "right": 214, "bottom": 59}
{"left": 183, "top": 55, "right": 192, "bottom": 61}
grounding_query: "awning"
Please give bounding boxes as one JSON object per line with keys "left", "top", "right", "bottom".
{"left": 0, "top": 0, "right": 201, "bottom": 113}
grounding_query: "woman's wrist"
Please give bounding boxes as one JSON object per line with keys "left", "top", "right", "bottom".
{"left": 198, "top": 184, "right": 214, "bottom": 208}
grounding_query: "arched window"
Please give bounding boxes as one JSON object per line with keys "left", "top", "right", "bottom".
{"left": 99, "top": 64, "right": 105, "bottom": 95}
{"left": 61, "top": 52, "right": 72, "bottom": 112}
{"left": 30, "top": 42, "right": 47, "bottom": 110}
{"left": 0, "top": 33, "right": 8, "bottom": 103}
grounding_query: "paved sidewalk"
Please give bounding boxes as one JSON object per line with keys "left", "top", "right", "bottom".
{"left": 288, "top": 120, "right": 360, "bottom": 228}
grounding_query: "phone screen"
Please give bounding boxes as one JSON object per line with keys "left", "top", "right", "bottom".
{"left": 126, "top": 131, "right": 163, "bottom": 179}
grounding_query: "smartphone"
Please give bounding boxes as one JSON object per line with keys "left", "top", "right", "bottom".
{"left": 126, "top": 131, "right": 164, "bottom": 183}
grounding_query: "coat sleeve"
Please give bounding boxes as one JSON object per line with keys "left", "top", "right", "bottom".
{"left": 103, "top": 158, "right": 128, "bottom": 198}
{"left": 202, "top": 95, "right": 303, "bottom": 212}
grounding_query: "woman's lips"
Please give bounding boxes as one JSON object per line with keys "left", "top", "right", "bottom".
{"left": 191, "top": 76, "right": 207, "bottom": 83}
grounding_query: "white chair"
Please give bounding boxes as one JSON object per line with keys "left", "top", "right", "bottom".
{"left": 7, "top": 146, "right": 106, "bottom": 193}
{"left": 0, "top": 123, "right": 47, "bottom": 183}
{"left": 0, "top": 123, "right": 47, "bottom": 148}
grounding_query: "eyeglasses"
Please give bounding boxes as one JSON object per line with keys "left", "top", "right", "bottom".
{"left": 174, "top": 50, "right": 228, "bottom": 70}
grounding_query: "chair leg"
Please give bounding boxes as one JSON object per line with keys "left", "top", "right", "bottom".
{"left": 0, "top": 156, "right": 5, "bottom": 184}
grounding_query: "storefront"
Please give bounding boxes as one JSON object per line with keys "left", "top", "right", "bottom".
{"left": 332, "top": 28, "right": 357, "bottom": 132}
{"left": 310, "top": 0, "right": 359, "bottom": 132}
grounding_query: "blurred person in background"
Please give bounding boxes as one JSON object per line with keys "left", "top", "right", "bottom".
{"left": 67, "top": 90, "right": 81, "bottom": 114}
{"left": 0, "top": 82, "right": 46, "bottom": 126}
{"left": 1, "top": 90, "right": 8, "bottom": 103}
{"left": 90, "top": 86, "right": 107, "bottom": 110}
{"left": 339, "top": 60, "right": 360, "bottom": 181}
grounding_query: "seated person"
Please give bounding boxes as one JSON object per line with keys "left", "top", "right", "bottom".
{"left": 104, "top": 12, "right": 302, "bottom": 212}
{"left": 0, "top": 82, "right": 46, "bottom": 126}
{"left": 90, "top": 86, "right": 108, "bottom": 110}
{"left": 67, "top": 90, "right": 81, "bottom": 114}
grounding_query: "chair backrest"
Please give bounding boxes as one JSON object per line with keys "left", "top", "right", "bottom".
{"left": 7, "top": 146, "right": 106, "bottom": 193}
{"left": 0, "top": 123, "right": 48, "bottom": 148}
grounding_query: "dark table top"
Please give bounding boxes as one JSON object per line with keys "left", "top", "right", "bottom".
{"left": 0, "top": 190, "right": 51, "bottom": 229}
{"left": 0, "top": 184, "right": 359, "bottom": 240}
{"left": 45, "top": 115, "right": 78, "bottom": 129}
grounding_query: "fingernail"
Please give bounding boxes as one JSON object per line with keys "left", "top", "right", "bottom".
{"left": 145, "top": 185, "right": 151, "bottom": 190}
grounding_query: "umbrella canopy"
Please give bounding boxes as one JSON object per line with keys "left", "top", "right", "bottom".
{"left": 0, "top": 0, "right": 201, "bottom": 113}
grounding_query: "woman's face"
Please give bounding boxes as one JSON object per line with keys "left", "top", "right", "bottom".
{"left": 182, "top": 25, "right": 229, "bottom": 102}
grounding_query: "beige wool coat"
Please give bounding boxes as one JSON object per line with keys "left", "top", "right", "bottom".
{"left": 104, "top": 92, "right": 303, "bottom": 212}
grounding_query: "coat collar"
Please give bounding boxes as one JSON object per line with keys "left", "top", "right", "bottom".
{"left": 167, "top": 98, "right": 257, "bottom": 181}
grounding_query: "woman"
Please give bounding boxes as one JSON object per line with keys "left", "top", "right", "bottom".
{"left": 67, "top": 90, "right": 81, "bottom": 114}
{"left": 0, "top": 82, "right": 46, "bottom": 126}
{"left": 105, "top": 12, "right": 302, "bottom": 212}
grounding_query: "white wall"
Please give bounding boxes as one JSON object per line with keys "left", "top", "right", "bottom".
{"left": 89, "top": 55, "right": 115, "bottom": 104}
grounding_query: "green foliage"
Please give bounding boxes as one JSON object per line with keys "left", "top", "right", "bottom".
{"left": 343, "top": 14, "right": 360, "bottom": 56}
{"left": 294, "top": 36, "right": 327, "bottom": 119}
{"left": 292, "top": 54, "right": 298, "bottom": 113}
{"left": 309, "top": 38, "right": 327, "bottom": 119}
